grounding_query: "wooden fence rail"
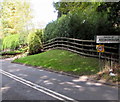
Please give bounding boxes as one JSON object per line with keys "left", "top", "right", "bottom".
{"left": 43, "top": 37, "right": 119, "bottom": 62}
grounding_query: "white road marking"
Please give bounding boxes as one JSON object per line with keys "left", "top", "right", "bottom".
{"left": 0, "top": 69, "right": 78, "bottom": 102}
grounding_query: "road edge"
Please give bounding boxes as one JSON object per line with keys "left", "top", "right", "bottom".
{"left": 11, "top": 61, "right": 119, "bottom": 88}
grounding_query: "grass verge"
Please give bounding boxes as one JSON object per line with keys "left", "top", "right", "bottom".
{"left": 13, "top": 49, "right": 100, "bottom": 75}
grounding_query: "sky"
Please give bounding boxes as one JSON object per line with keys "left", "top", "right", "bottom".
{"left": 30, "top": 0, "right": 58, "bottom": 29}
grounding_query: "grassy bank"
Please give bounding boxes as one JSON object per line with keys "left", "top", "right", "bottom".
{"left": 13, "top": 49, "right": 100, "bottom": 75}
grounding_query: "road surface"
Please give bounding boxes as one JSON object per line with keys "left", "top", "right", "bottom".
{"left": 0, "top": 58, "right": 119, "bottom": 101}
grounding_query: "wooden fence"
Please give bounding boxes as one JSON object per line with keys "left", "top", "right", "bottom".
{"left": 43, "top": 37, "right": 119, "bottom": 62}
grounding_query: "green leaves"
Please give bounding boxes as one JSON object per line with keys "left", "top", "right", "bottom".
{"left": 44, "top": 2, "right": 117, "bottom": 41}
{"left": 0, "top": 0, "right": 32, "bottom": 50}
{"left": 28, "top": 31, "right": 43, "bottom": 55}
{"left": 2, "top": 34, "right": 20, "bottom": 50}
{"left": 1, "top": 0, "right": 32, "bottom": 37}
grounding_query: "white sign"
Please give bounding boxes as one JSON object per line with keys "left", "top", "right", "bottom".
{"left": 96, "top": 35, "right": 120, "bottom": 43}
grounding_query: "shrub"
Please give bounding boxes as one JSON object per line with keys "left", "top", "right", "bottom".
{"left": 35, "top": 29, "right": 43, "bottom": 39}
{"left": 18, "top": 46, "right": 28, "bottom": 52}
{"left": 2, "top": 34, "right": 20, "bottom": 50}
{"left": 44, "top": 5, "right": 116, "bottom": 41}
{"left": 44, "top": 21, "right": 57, "bottom": 41}
{"left": 28, "top": 32, "right": 43, "bottom": 55}
{"left": 19, "top": 31, "right": 29, "bottom": 46}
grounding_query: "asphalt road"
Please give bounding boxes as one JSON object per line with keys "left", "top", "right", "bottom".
{"left": 0, "top": 58, "right": 119, "bottom": 101}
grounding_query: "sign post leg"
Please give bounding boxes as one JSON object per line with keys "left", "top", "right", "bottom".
{"left": 118, "top": 43, "right": 120, "bottom": 64}
{"left": 99, "top": 52, "right": 101, "bottom": 72}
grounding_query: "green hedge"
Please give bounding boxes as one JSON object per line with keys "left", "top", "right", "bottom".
{"left": 28, "top": 32, "right": 43, "bottom": 55}
{"left": 44, "top": 6, "right": 118, "bottom": 41}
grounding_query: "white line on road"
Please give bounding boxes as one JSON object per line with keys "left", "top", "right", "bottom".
{"left": 0, "top": 69, "right": 78, "bottom": 102}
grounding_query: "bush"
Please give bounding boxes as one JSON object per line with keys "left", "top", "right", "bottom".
{"left": 2, "top": 34, "right": 20, "bottom": 50}
{"left": 28, "top": 32, "right": 43, "bottom": 55}
{"left": 44, "top": 21, "right": 57, "bottom": 41}
{"left": 18, "top": 46, "right": 28, "bottom": 52}
{"left": 44, "top": 5, "right": 117, "bottom": 41}
{"left": 35, "top": 29, "right": 44, "bottom": 41}
{"left": 19, "top": 31, "right": 29, "bottom": 46}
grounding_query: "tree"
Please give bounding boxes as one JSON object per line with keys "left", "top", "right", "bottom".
{"left": 0, "top": 0, "right": 32, "bottom": 37}
{"left": 53, "top": 2, "right": 100, "bottom": 18}
{"left": 54, "top": 2, "right": 83, "bottom": 17}
{"left": 97, "top": 2, "right": 120, "bottom": 35}
{"left": 2, "top": 34, "right": 20, "bottom": 50}
{"left": 44, "top": 2, "right": 113, "bottom": 40}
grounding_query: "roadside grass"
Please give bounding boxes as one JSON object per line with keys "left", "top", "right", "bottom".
{"left": 13, "top": 49, "right": 100, "bottom": 75}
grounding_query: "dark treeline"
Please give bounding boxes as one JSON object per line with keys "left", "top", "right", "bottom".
{"left": 44, "top": 2, "right": 120, "bottom": 41}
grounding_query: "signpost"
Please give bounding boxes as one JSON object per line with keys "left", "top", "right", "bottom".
{"left": 96, "top": 35, "right": 120, "bottom": 43}
{"left": 96, "top": 35, "right": 120, "bottom": 71}
{"left": 96, "top": 45, "right": 104, "bottom": 71}
{"left": 119, "top": 44, "right": 120, "bottom": 64}
{"left": 96, "top": 35, "right": 120, "bottom": 62}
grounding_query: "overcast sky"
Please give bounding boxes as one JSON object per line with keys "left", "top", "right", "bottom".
{"left": 30, "top": 0, "right": 58, "bottom": 29}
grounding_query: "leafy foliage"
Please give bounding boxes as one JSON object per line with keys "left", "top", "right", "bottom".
{"left": 0, "top": 0, "right": 32, "bottom": 51}
{"left": 97, "top": 2, "right": 120, "bottom": 35}
{"left": 44, "top": 2, "right": 120, "bottom": 41}
{"left": 28, "top": 32, "right": 43, "bottom": 55}
{"left": 0, "top": 39, "right": 2, "bottom": 51}
{"left": 44, "top": 6, "right": 111, "bottom": 40}
{"left": 2, "top": 34, "right": 20, "bottom": 50}
{"left": 34, "top": 29, "right": 44, "bottom": 42}
{"left": 53, "top": 2, "right": 93, "bottom": 18}
{"left": 44, "top": 21, "right": 57, "bottom": 41}
{"left": 18, "top": 46, "right": 28, "bottom": 52}
{"left": 1, "top": 0, "right": 32, "bottom": 37}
